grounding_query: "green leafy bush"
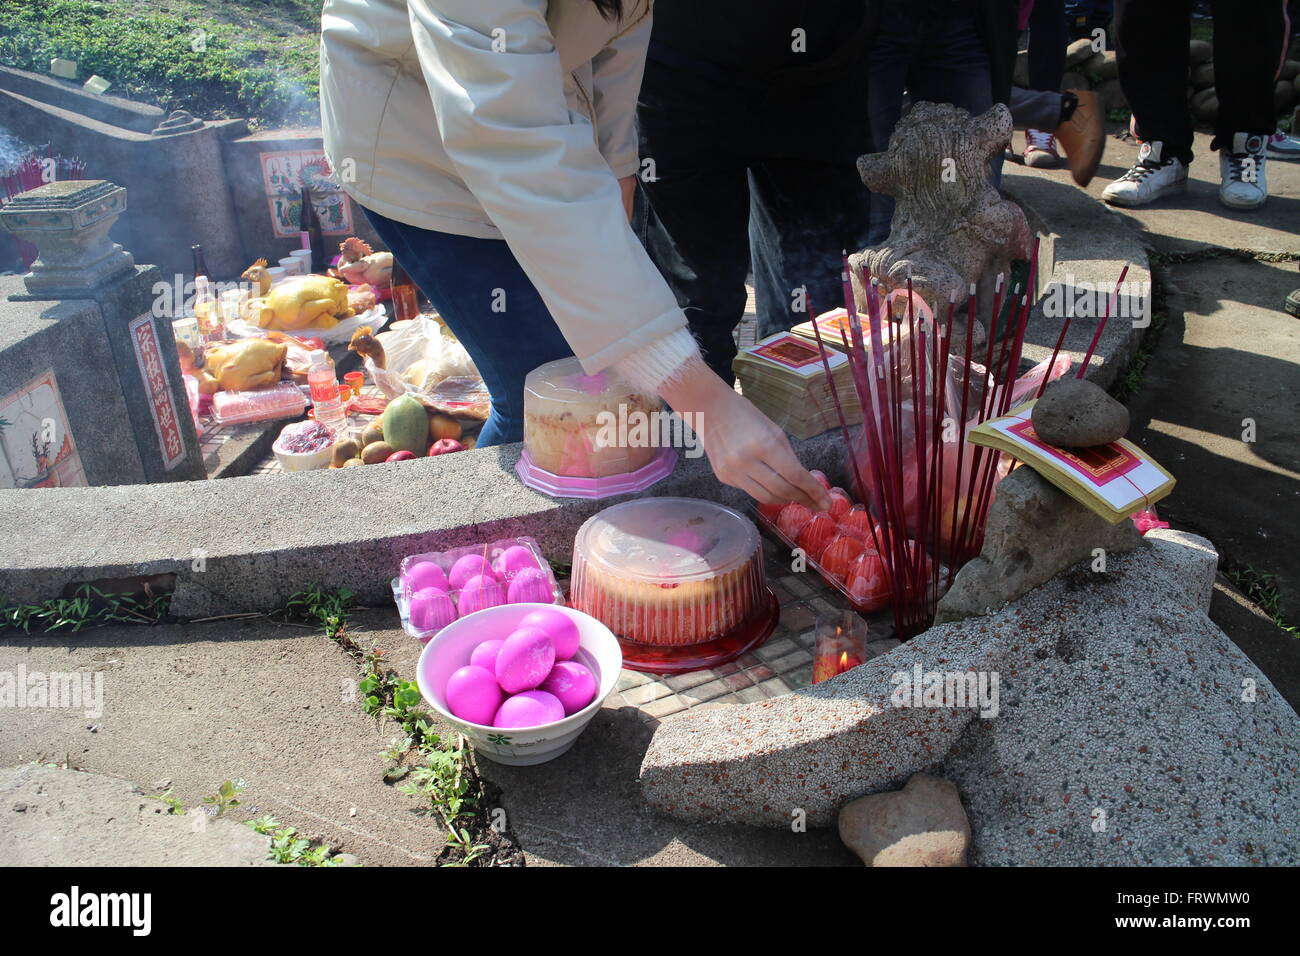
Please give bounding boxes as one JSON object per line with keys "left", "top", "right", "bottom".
{"left": 0, "top": 1, "right": 321, "bottom": 127}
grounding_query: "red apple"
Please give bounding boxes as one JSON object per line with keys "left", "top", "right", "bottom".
{"left": 386, "top": 450, "right": 417, "bottom": 462}
{"left": 429, "top": 439, "right": 466, "bottom": 456}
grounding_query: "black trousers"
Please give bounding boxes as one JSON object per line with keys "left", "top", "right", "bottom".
{"left": 634, "top": 48, "right": 871, "bottom": 383}
{"left": 1028, "top": 0, "right": 1068, "bottom": 93}
{"left": 1114, "top": 0, "right": 1291, "bottom": 160}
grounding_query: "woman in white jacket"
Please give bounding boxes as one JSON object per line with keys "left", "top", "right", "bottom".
{"left": 319, "top": 0, "right": 828, "bottom": 510}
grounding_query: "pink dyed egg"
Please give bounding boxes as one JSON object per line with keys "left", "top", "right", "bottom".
{"left": 517, "top": 608, "right": 580, "bottom": 661}
{"left": 506, "top": 566, "right": 555, "bottom": 604}
{"left": 493, "top": 690, "right": 565, "bottom": 728}
{"left": 456, "top": 574, "right": 505, "bottom": 616}
{"left": 445, "top": 665, "right": 504, "bottom": 726}
{"left": 494, "top": 626, "right": 555, "bottom": 693}
{"left": 492, "top": 545, "right": 540, "bottom": 580}
{"left": 448, "top": 554, "right": 494, "bottom": 591}
{"left": 408, "top": 587, "right": 456, "bottom": 633}
{"left": 540, "top": 661, "right": 597, "bottom": 715}
{"left": 469, "top": 639, "right": 504, "bottom": 672}
{"left": 406, "top": 560, "right": 448, "bottom": 594}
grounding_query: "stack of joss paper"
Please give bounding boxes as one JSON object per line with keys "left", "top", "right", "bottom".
{"left": 732, "top": 331, "right": 862, "bottom": 439}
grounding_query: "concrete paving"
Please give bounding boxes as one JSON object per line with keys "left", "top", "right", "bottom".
{"left": 0, "top": 609, "right": 856, "bottom": 866}
{"left": 1011, "top": 127, "right": 1300, "bottom": 664}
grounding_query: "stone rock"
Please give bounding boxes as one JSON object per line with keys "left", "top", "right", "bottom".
{"left": 1191, "top": 62, "right": 1215, "bottom": 90}
{"left": 1061, "top": 70, "right": 1088, "bottom": 92}
{"left": 1281, "top": 60, "right": 1300, "bottom": 81}
{"left": 1066, "top": 37, "right": 1096, "bottom": 67}
{"left": 1081, "top": 51, "right": 1105, "bottom": 78}
{"left": 943, "top": 530, "right": 1300, "bottom": 865}
{"left": 1089, "top": 50, "right": 1118, "bottom": 82}
{"left": 838, "top": 774, "right": 970, "bottom": 866}
{"left": 1188, "top": 39, "right": 1213, "bottom": 65}
{"left": 639, "top": 619, "right": 1007, "bottom": 827}
{"left": 1191, "top": 88, "right": 1219, "bottom": 124}
{"left": 1031, "top": 377, "right": 1129, "bottom": 447}
{"left": 849, "top": 102, "right": 1030, "bottom": 330}
{"left": 1094, "top": 78, "right": 1128, "bottom": 114}
{"left": 1275, "top": 81, "right": 1296, "bottom": 113}
{"left": 933, "top": 466, "right": 1144, "bottom": 624}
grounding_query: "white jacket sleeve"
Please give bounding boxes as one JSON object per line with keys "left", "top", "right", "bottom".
{"left": 589, "top": 6, "right": 651, "bottom": 179}
{"left": 406, "top": 0, "right": 693, "bottom": 379}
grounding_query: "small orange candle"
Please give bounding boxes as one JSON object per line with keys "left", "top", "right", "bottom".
{"left": 812, "top": 611, "right": 869, "bottom": 683}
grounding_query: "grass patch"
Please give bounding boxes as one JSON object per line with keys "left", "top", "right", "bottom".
{"left": 283, "top": 586, "right": 521, "bottom": 866}
{"left": 1108, "top": 310, "right": 1168, "bottom": 403}
{"left": 0, "top": 0, "right": 321, "bottom": 127}
{"left": 1, "top": 583, "right": 169, "bottom": 634}
{"left": 150, "top": 778, "right": 348, "bottom": 866}
{"left": 1225, "top": 565, "right": 1298, "bottom": 636}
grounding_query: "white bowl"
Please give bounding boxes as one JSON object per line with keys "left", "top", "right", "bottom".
{"left": 272, "top": 438, "right": 334, "bottom": 472}
{"left": 416, "top": 603, "right": 622, "bottom": 766}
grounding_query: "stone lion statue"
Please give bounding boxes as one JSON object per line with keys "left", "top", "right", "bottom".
{"left": 848, "top": 102, "right": 1032, "bottom": 334}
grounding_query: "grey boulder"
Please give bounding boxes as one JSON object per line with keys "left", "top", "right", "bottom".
{"left": 1032, "top": 377, "right": 1130, "bottom": 447}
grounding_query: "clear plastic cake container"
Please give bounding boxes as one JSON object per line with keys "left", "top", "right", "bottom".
{"left": 569, "top": 497, "right": 768, "bottom": 648}
{"left": 519, "top": 356, "right": 675, "bottom": 499}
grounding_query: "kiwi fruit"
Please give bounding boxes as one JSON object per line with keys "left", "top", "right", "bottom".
{"left": 331, "top": 438, "right": 361, "bottom": 468}
{"left": 361, "top": 440, "right": 395, "bottom": 464}
{"left": 342, "top": 458, "right": 365, "bottom": 468}
{"left": 361, "top": 422, "right": 385, "bottom": 447}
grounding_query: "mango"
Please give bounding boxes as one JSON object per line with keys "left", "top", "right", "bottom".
{"left": 381, "top": 394, "right": 429, "bottom": 456}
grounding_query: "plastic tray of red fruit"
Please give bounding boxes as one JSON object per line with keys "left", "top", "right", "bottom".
{"left": 754, "top": 470, "right": 895, "bottom": 614}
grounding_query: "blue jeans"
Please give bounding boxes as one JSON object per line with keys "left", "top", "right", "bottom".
{"left": 865, "top": 7, "right": 996, "bottom": 244}
{"left": 361, "top": 207, "right": 573, "bottom": 446}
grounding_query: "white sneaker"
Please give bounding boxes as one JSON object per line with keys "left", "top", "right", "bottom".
{"left": 1265, "top": 129, "right": 1300, "bottom": 160}
{"left": 1101, "top": 141, "right": 1188, "bottom": 207}
{"left": 1219, "top": 132, "right": 1267, "bottom": 209}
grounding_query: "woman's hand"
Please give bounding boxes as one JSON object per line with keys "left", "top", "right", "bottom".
{"left": 658, "top": 358, "right": 831, "bottom": 512}
{"left": 618, "top": 175, "right": 637, "bottom": 222}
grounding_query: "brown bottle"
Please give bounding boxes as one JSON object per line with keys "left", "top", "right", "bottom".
{"left": 390, "top": 257, "right": 419, "bottom": 322}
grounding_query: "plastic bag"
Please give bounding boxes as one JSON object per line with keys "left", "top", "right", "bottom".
{"left": 849, "top": 343, "right": 1072, "bottom": 561}
{"left": 365, "top": 314, "right": 481, "bottom": 401}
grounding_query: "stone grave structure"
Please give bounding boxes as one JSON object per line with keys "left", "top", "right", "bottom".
{"left": 0, "top": 179, "right": 204, "bottom": 486}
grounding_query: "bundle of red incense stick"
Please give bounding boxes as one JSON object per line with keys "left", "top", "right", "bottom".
{"left": 811, "top": 243, "right": 1045, "bottom": 638}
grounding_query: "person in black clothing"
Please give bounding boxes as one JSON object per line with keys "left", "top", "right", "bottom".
{"left": 634, "top": 1, "right": 872, "bottom": 383}
{"left": 1101, "top": 0, "right": 1292, "bottom": 210}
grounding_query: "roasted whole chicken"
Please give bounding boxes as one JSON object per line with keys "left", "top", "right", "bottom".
{"left": 335, "top": 237, "right": 393, "bottom": 288}
{"left": 197, "top": 339, "right": 288, "bottom": 393}
{"left": 248, "top": 274, "right": 354, "bottom": 331}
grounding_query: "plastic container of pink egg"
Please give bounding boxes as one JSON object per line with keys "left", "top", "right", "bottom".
{"left": 415, "top": 602, "right": 623, "bottom": 765}
{"left": 393, "top": 536, "right": 563, "bottom": 641}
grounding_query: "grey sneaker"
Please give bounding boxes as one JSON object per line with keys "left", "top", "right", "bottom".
{"left": 1101, "top": 141, "right": 1189, "bottom": 207}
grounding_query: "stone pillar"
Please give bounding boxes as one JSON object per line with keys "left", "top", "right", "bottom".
{"left": 1, "top": 180, "right": 205, "bottom": 483}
